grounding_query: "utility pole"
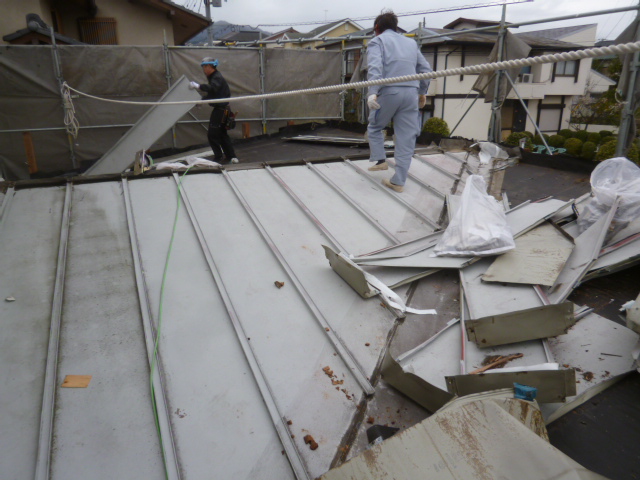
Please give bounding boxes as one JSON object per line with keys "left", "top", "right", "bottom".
{"left": 204, "top": 0, "right": 213, "bottom": 45}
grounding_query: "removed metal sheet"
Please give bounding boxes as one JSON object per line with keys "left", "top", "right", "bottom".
{"left": 84, "top": 76, "right": 201, "bottom": 176}
{"left": 321, "top": 389, "right": 606, "bottom": 480}
{"left": 583, "top": 234, "right": 640, "bottom": 281}
{"left": 324, "top": 245, "right": 377, "bottom": 298}
{"left": 482, "top": 222, "right": 575, "bottom": 286}
{"left": 353, "top": 198, "right": 572, "bottom": 269}
{"left": 381, "top": 319, "right": 460, "bottom": 413}
{"left": 465, "top": 302, "right": 575, "bottom": 347}
{"left": 445, "top": 368, "right": 576, "bottom": 403}
{"left": 323, "top": 245, "right": 436, "bottom": 315}
{"left": 285, "top": 135, "right": 368, "bottom": 146}
{"left": 545, "top": 199, "right": 620, "bottom": 304}
{"left": 541, "top": 310, "right": 640, "bottom": 424}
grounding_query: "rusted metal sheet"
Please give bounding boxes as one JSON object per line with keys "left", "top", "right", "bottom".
{"left": 482, "top": 222, "right": 575, "bottom": 286}
{"left": 321, "top": 389, "right": 606, "bottom": 480}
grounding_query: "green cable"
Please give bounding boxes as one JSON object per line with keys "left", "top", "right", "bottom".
{"left": 149, "top": 165, "right": 194, "bottom": 478}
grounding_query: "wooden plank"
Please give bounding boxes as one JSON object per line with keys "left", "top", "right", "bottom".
{"left": 22, "top": 132, "right": 37, "bottom": 174}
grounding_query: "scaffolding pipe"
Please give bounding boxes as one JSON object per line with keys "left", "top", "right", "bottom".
{"left": 50, "top": 27, "right": 78, "bottom": 169}
{"left": 164, "top": 32, "right": 179, "bottom": 147}
{"left": 616, "top": 1, "right": 640, "bottom": 157}
{"left": 340, "top": 49, "right": 346, "bottom": 120}
{"left": 449, "top": 92, "right": 481, "bottom": 136}
{"left": 0, "top": 116, "right": 342, "bottom": 135}
{"left": 259, "top": 46, "right": 267, "bottom": 134}
{"left": 227, "top": 5, "right": 640, "bottom": 48}
{"left": 489, "top": 4, "right": 507, "bottom": 143}
{"left": 504, "top": 72, "right": 553, "bottom": 154}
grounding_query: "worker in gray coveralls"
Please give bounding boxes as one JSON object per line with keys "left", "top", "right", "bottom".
{"left": 366, "top": 10, "right": 432, "bottom": 192}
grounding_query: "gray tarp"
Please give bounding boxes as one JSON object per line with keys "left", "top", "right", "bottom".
{"left": 0, "top": 45, "right": 342, "bottom": 179}
{"left": 472, "top": 30, "right": 532, "bottom": 104}
{"left": 264, "top": 48, "right": 342, "bottom": 119}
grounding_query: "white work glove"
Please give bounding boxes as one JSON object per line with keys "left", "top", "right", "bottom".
{"left": 419, "top": 94, "right": 427, "bottom": 109}
{"left": 367, "top": 94, "right": 381, "bottom": 110}
{"left": 189, "top": 81, "right": 200, "bottom": 90}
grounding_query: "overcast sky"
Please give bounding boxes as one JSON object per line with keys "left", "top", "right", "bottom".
{"left": 177, "top": 0, "right": 637, "bottom": 41}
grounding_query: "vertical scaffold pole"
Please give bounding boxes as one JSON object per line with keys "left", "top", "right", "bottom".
{"left": 616, "top": 1, "right": 640, "bottom": 157}
{"left": 50, "top": 28, "right": 78, "bottom": 169}
{"left": 488, "top": 3, "right": 508, "bottom": 143}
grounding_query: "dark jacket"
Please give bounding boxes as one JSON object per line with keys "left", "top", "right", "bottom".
{"left": 199, "top": 69, "right": 230, "bottom": 108}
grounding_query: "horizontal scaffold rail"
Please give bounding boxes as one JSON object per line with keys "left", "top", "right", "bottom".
{"left": 62, "top": 41, "right": 640, "bottom": 109}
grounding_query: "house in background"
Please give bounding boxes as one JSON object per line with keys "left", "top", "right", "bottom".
{"left": 187, "top": 22, "right": 273, "bottom": 46}
{"left": 261, "top": 27, "right": 301, "bottom": 48}
{"left": 414, "top": 19, "right": 610, "bottom": 140}
{"left": 285, "top": 19, "right": 363, "bottom": 49}
{"left": 317, "top": 26, "right": 407, "bottom": 81}
{"left": 1, "top": 0, "right": 208, "bottom": 46}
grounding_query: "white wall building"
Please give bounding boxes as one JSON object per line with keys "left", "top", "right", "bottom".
{"left": 416, "top": 21, "right": 612, "bottom": 140}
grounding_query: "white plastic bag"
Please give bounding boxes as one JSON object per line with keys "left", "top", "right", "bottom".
{"left": 435, "top": 175, "right": 515, "bottom": 257}
{"left": 477, "top": 142, "right": 510, "bottom": 165}
{"left": 578, "top": 157, "right": 640, "bottom": 239}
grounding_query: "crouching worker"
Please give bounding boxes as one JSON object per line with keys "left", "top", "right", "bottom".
{"left": 190, "top": 57, "right": 239, "bottom": 164}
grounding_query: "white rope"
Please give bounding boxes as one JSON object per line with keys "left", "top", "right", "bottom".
{"left": 61, "top": 84, "right": 79, "bottom": 138}
{"left": 61, "top": 41, "right": 640, "bottom": 109}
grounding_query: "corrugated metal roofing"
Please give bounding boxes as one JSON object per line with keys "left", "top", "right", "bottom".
{"left": 0, "top": 150, "right": 506, "bottom": 479}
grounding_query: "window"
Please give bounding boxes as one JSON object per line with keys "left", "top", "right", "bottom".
{"left": 555, "top": 60, "right": 578, "bottom": 76}
{"left": 539, "top": 108, "right": 562, "bottom": 131}
{"left": 537, "top": 98, "right": 566, "bottom": 132}
{"left": 345, "top": 50, "right": 361, "bottom": 76}
{"left": 78, "top": 17, "right": 118, "bottom": 45}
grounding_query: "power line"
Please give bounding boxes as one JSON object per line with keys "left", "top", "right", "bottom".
{"left": 604, "top": 0, "right": 637, "bottom": 40}
{"left": 256, "top": 0, "right": 534, "bottom": 28}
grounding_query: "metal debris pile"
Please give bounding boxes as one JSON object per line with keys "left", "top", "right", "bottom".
{"left": 322, "top": 155, "right": 640, "bottom": 479}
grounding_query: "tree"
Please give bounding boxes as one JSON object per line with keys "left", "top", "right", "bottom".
{"left": 570, "top": 57, "right": 622, "bottom": 130}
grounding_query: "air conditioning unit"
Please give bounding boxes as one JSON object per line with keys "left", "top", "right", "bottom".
{"left": 520, "top": 73, "right": 533, "bottom": 83}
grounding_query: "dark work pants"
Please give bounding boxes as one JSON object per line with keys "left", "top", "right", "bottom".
{"left": 208, "top": 107, "right": 236, "bottom": 161}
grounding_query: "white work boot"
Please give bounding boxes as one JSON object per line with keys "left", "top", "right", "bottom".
{"left": 382, "top": 178, "right": 403, "bottom": 193}
{"left": 230, "top": 157, "right": 239, "bottom": 164}
{"left": 368, "top": 161, "right": 388, "bottom": 171}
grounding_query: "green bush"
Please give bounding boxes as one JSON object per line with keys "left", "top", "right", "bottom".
{"left": 594, "top": 138, "right": 640, "bottom": 163}
{"left": 522, "top": 131, "right": 534, "bottom": 139}
{"left": 533, "top": 133, "right": 550, "bottom": 145}
{"left": 559, "top": 129, "right": 575, "bottom": 138}
{"left": 564, "top": 138, "right": 583, "bottom": 156}
{"left": 587, "top": 132, "right": 601, "bottom": 144}
{"left": 548, "top": 135, "right": 566, "bottom": 148}
{"left": 505, "top": 132, "right": 532, "bottom": 149}
{"left": 581, "top": 141, "right": 597, "bottom": 160}
{"left": 422, "top": 117, "right": 450, "bottom": 136}
{"left": 574, "top": 130, "right": 589, "bottom": 142}
{"left": 599, "top": 130, "right": 614, "bottom": 140}
{"left": 596, "top": 139, "right": 617, "bottom": 161}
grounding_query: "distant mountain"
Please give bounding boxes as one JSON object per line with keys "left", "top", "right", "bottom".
{"left": 187, "top": 21, "right": 272, "bottom": 45}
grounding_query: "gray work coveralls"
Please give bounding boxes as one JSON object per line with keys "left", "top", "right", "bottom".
{"left": 367, "top": 29, "right": 432, "bottom": 186}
